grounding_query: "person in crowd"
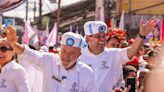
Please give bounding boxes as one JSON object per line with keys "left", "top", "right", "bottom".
{"left": 106, "top": 35, "right": 120, "bottom": 48}
{"left": 4, "top": 26, "right": 96, "bottom": 92}
{"left": 80, "top": 19, "right": 157, "bottom": 92}
{"left": 0, "top": 37, "right": 30, "bottom": 92}
{"left": 123, "top": 65, "right": 137, "bottom": 80}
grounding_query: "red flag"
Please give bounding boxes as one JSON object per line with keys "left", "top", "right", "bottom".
{"left": 107, "top": 18, "right": 111, "bottom": 28}
{"left": 162, "top": 19, "right": 164, "bottom": 42}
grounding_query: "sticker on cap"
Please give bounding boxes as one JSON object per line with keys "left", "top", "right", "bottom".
{"left": 98, "top": 25, "right": 106, "bottom": 32}
{"left": 66, "top": 38, "right": 74, "bottom": 46}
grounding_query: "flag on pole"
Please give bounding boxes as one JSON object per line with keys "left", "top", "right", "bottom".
{"left": 75, "top": 26, "right": 79, "bottom": 34}
{"left": 96, "top": 0, "right": 105, "bottom": 22}
{"left": 22, "top": 21, "right": 35, "bottom": 44}
{"left": 107, "top": 18, "right": 111, "bottom": 28}
{"left": 46, "top": 23, "right": 57, "bottom": 46}
{"left": 42, "top": 23, "right": 49, "bottom": 45}
{"left": 119, "top": 10, "right": 125, "bottom": 30}
{"left": 29, "top": 33, "right": 41, "bottom": 50}
{"left": 69, "top": 25, "right": 73, "bottom": 32}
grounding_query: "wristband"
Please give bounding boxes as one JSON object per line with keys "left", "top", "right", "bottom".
{"left": 138, "top": 33, "right": 146, "bottom": 39}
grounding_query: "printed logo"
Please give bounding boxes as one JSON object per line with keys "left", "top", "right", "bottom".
{"left": 0, "top": 79, "right": 7, "bottom": 88}
{"left": 70, "top": 82, "right": 78, "bottom": 92}
{"left": 101, "top": 61, "right": 109, "bottom": 69}
{"left": 98, "top": 25, "right": 106, "bottom": 32}
{"left": 66, "top": 38, "right": 74, "bottom": 46}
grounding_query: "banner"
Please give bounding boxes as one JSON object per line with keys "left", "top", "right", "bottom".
{"left": 145, "top": 19, "right": 162, "bottom": 45}
{"left": 4, "top": 18, "right": 15, "bottom": 27}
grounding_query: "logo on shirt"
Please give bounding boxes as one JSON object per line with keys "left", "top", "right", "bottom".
{"left": 0, "top": 79, "right": 7, "bottom": 88}
{"left": 101, "top": 61, "right": 109, "bottom": 69}
{"left": 69, "top": 82, "right": 78, "bottom": 92}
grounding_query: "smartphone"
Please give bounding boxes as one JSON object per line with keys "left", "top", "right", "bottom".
{"left": 126, "top": 78, "right": 136, "bottom": 92}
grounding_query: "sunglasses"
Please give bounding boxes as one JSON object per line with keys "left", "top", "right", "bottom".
{"left": 0, "top": 46, "right": 12, "bottom": 52}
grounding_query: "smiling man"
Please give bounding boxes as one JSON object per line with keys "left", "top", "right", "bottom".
{"left": 80, "top": 20, "right": 157, "bottom": 92}
{"left": 4, "top": 26, "right": 96, "bottom": 92}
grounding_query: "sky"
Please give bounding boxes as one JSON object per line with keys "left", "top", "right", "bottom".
{"left": 3, "top": 0, "right": 82, "bottom": 21}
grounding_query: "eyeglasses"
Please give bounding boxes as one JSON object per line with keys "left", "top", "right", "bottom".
{"left": 0, "top": 46, "right": 12, "bottom": 52}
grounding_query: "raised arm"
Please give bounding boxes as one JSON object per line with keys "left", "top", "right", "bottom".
{"left": 127, "top": 19, "right": 158, "bottom": 59}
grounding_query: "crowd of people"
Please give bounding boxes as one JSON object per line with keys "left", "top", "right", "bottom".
{"left": 0, "top": 19, "right": 163, "bottom": 92}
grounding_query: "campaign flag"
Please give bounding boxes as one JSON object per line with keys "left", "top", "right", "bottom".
{"left": 46, "top": 23, "right": 57, "bottom": 46}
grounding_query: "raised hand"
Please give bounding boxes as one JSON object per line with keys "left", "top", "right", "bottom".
{"left": 4, "top": 25, "right": 17, "bottom": 45}
{"left": 139, "top": 18, "right": 158, "bottom": 36}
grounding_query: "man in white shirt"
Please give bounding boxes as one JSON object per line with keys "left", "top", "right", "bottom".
{"left": 80, "top": 20, "right": 157, "bottom": 92}
{"left": 0, "top": 38, "right": 30, "bottom": 92}
{"left": 4, "top": 26, "right": 96, "bottom": 92}
{"left": 18, "top": 45, "right": 44, "bottom": 92}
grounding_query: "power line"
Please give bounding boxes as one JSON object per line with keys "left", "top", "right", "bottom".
{"left": 43, "top": 0, "right": 56, "bottom": 15}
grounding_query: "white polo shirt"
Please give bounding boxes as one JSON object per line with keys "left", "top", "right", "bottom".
{"left": 80, "top": 47, "right": 130, "bottom": 92}
{"left": 0, "top": 61, "right": 30, "bottom": 92}
{"left": 18, "top": 46, "right": 96, "bottom": 92}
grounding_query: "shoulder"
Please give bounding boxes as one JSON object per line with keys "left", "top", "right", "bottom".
{"left": 12, "top": 62, "right": 26, "bottom": 74}
{"left": 77, "top": 61, "right": 93, "bottom": 73}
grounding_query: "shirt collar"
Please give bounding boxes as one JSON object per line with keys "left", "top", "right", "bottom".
{"left": 1, "top": 60, "right": 15, "bottom": 73}
{"left": 84, "top": 46, "right": 106, "bottom": 57}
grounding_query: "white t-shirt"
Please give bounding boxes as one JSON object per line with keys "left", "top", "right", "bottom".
{"left": 18, "top": 46, "right": 96, "bottom": 92}
{"left": 0, "top": 61, "right": 30, "bottom": 92}
{"left": 80, "top": 47, "right": 130, "bottom": 92}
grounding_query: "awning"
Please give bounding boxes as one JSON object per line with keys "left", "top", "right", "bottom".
{"left": 117, "top": 0, "right": 164, "bottom": 15}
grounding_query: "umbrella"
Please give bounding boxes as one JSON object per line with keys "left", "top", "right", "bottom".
{"left": 0, "top": 0, "right": 27, "bottom": 12}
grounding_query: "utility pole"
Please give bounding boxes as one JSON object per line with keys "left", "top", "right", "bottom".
{"left": 33, "top": 2, "right": 36, "bottom": 21}
{"left": 26, "top": 0, "right": 29, "bottom": 21}
{"left": 56, "top": 0, "right": 61, "bottom": 46}
{"left": 38, "top": 0, "right": 42, "bottom": 30}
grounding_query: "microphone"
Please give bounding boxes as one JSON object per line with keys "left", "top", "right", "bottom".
{"left": 62, "top": 76, "right": 67, "bottom": 80}
{"left": 52, "top": 75, "right": 61, "bottom": 83}
{"left": 52, "top": 75, "right": 67, "bottom": 83}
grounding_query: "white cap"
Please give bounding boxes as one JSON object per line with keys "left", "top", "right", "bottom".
{"left": 60, "top": 32, "right": 86, "bottom": 48}
{"left": 84, "top": 21, "right": 107, "bottom": 36}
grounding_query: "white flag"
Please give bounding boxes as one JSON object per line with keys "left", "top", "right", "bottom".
{"left": 75, "top": 26, "right": 79, "bottom": 34}
{"left": 69, "top": 25, "right": 73, "bottom": 32}
{"left": 46, "top": 23, "right": 57, "bottom": 46}
{"left": 119, "top": 10, "right": 125, "bottom": 30}
{"left": 22, "top": 21, "right": 35, "bottom": 44}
